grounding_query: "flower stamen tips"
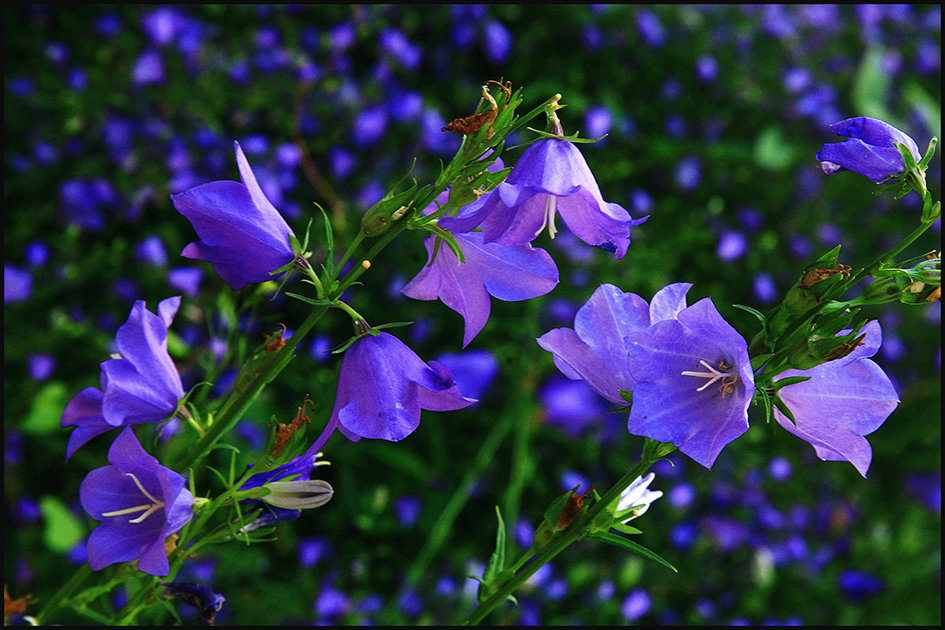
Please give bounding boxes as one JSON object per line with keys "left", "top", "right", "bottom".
{"left": 681, "top": 359, "right": 737, "bottom": 395}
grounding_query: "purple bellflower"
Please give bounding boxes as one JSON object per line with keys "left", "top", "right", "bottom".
{"left": 327, "top": 332, "right": 476, "bottom": 442}
{"left": 772, "top": 320, "right": 899, "bottom": 477}
{"left": 537, "top": 283, "right": 689, "bottom": 404}
{"left": 439, "top": 138, "right": 646, "bottom": 259}
{"left": 402, "top": 231, "right": 558, "bottom": 347}
{"left": 79, "top": 427, "right": 194, "bottom": 576}
{"left": 623, "top": 284, "right": 754, "bottom": 468}
{"left": 171, "top": 141, "right": 296, "bottom": 289}
{"left": 62, "top": 297, "right": 184, "bottom": 459}
{"left": 816, "top": 116, "right": 921, "bottom": 182}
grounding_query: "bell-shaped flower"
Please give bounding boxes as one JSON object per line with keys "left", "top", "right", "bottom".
{"left": 330, "top": 331, "right": 477, "bottom": 441}
{"left": 536, "top": 283, "right": 693, "bottom": 404}
{"left": 815, "top": 117, "right": 921, "bottom": 183}
{"left": 772, "top": 320, "right": 899, "bottom": 477}
{"left": 439, "top": 138, "right": 646, "bottom": 259}
{"left": 172, "top": 141, "right": 296, "bottom": 289}
{"left": 79, "top": 427, "right": 194, "bottom": 576}
{"left": 615, "top": 472, "right": 663, "bottom": 523}
{"left": 62, "top": 296, "right": 184, "bottom": 459}
{"left": 624, "top": 286, "right": 754, "bottom": 469}
{"left": 402, "top": 231, "right": 558, "bottom": 347}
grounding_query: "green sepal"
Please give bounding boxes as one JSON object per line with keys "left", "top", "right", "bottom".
{"left": 611, "top": 521, "right": 644, "bottom": 536}
{"left": 750, "top": 353, "right": 774, "bottom": 373}
{"left": 756, "top": 386, "right": 774, "bottom": 424}
{"left": 769, "top": 375, "right": 812, "bottom": 391}
{"left": 586, "top": 531, "right": 677, "bottom": 573}
{"left": 772, "top": 393, "right": 798, "bottom": 427}
{"left": 524, "top": 126, "right": 607, "bottom": 144}
{"left": 284, "top": 292, "right": 335, "bottom": 307}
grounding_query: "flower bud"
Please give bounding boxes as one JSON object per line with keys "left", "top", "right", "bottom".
{"left": 261, "top": 479, "right": 333, "bottom": 510}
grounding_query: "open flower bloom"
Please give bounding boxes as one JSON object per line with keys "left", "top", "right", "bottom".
{"left": 62, "top": 296, "right": 184, "bottom": 459}
{"left": 172, "top": 141, "right": 296, "bottom": 289}
{"left": 79, "top": 427, "right": 194, "bottom": 576}
{"left": 329, "top": 332, "right": 477, "bottom": 441}
{"left": 536, "top": 283, "right": 693, "bottom": 404}
{"left": 624, "top": 286, "right": 754, "bottom": 469}
{"left": 815, "top": 116, "right": 921, "bottom": 183}
{"left": 615, "top": 472, "right": 663, "bottom": 523}
{"left": 772, "top": 320, "right": 899, "bottom": 477}
{"left": 403, "top": 231, "right": 558, "bottom": 347}
{"left": 439, "top": 138, "right": 646, "bottom": 258}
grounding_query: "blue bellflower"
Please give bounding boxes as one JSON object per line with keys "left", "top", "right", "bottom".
{"left": 440, "top": 138, "right": 646, "bottom": 258}
{"left": 79, "top": 428, "right": 194, "bottom": 576}
{"left": 816, "top": 116, "right": 921, "bottom": 182}
{"left": 402, "top": 231, "right": 558, "bottom": 347}
{"left": 772, "top": 320, "right": 899, "bottom": 477}
{"left": 62, "top": 297, "right": 185, "bottom": 459}
{"left": 328, "top": 332, "right": 477, "bottom": 441}
{"left": 239, "top": 451, "right": 333, "bottom": 527}
{"left": 172, "top": 141, "right": 296, "bottom": 290}
{"left": 623, "top": 284, "right": 754, "bottom": 468}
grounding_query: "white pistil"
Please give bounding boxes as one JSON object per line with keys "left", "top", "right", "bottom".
{"left": 101, "top": 472, "right": 164, "bottom": 524}
{"left": 681, "top": 359, "right": 734, "bottom": 392}
{"left": 535, "top": 195, "right": 559, "bottom": 239}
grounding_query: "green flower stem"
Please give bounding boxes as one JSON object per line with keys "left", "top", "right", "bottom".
{"left": 770, "top": 196, "right": 939, "bottom": 354}
{"left": 842, "top": 213, "right": 939, "bottom": 292}
{"left": 171, "top": 304, "right": 329, "bottom": 472}
{"left": 333, "top": 230, "right": 365, "bottom": 283}
{"left": 399, "top": 408, "right": 516, "bottom": 595}
{"left": 461, "top": 456, "right": 661, "bottom": 626}
{"left": 34, "top": 563, "right": 92, "bottom": 624}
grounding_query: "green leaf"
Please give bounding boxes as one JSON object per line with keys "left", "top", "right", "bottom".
{"left": 754, "top": 126, "right": 796, "bottom": 171}
{"left": 483, "top": 506, "right": 508, "bottom": 585}
{"left": 41, "top": 496, "right": 85, "bottom": 553}
{"left": 21, "top": 381, "right": 71, "bottom": 435}
{"left": 587, "top": 531, "right": 677, "bottom": 572}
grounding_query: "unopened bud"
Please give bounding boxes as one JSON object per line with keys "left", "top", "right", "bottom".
{"left": 262, "top": 479, "right": 333, "bottom": 510}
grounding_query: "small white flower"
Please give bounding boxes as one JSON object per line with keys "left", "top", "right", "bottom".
{"left": 615, "top": 473, "right": 662, "bottom": 523}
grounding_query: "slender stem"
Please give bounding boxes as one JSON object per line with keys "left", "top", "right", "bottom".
{"left": 396, "top": 410, "right": 515, "bottom": 600}
{"left": 461, "top": 457, "right": 660, "bottom": 626}
{"left": 34, "top": 563, "right": 92, "bottom": 624}
{"left": 171, "top": 304, "right": 329, "bottom": 471}
{"left": 333, "top": 230, "right": 365, "bottom": 282}
{"left": 842, "top": 217, "right": 938, "bottom": 292}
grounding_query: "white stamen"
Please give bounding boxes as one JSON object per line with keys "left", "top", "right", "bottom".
{"left": 535, "top": 195, "right": 558, "bottom": 239}
{"left": 100, "top": 472, "right": 164, "bottom": 524}
{"left": 681, "top": 359, "right": 734, "bottom": 392}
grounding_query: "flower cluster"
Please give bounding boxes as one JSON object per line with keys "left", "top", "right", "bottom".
{"left": 539, "top": 282, "right": 900, "bottom": 475}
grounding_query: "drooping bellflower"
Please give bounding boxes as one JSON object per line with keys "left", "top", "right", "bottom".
{"left": 439, "top": 137, "right": 646, "bottom": 258}
{"left": 62, "top": 296, "right": 185, "bottom": 459}
{"left": 402, "top": 231, "right": 558, "bottom": 347}
{"left": 172, "top": 141, "right": 296, "bottom": 289}
{"left": 328, "top": 332, "right": 476, "bottom": 442}
{"left": 815, "top": 116, "right": 921, "bottom": 182}
{"left": 772, "top": 320, "right": 899, "bottom": 477}
{"left": 623, "top": 285, "right": 754, "bottom": 469}
{"left": 79, "top": 427, "right": 194, "bottom": 576}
